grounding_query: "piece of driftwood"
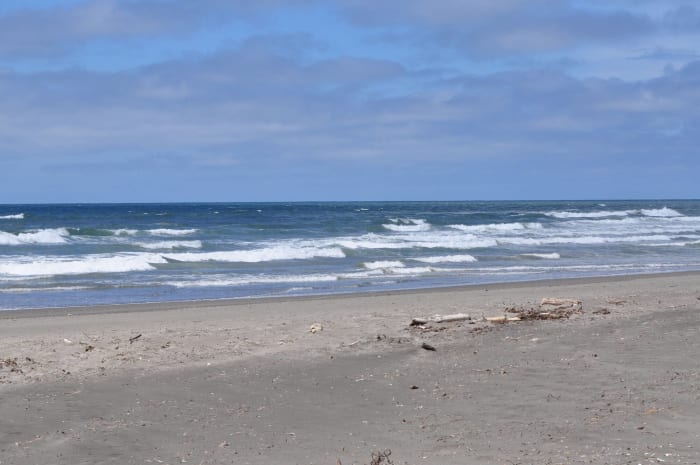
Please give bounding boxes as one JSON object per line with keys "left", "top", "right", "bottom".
{"left": 129, "top": 334, "right": 142, "bottom": 344}
{"left": 309, "top": 323, "right": 323, "bottom": 334}
{"left": 540, "top": 298, "right": 582, "bottom": 309}
{"left": 410, "top": 313, "right": 471, "bottom": 326}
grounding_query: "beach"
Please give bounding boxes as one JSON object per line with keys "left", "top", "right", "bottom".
{"left": 1, "top": 272, "right": 699, "bottom": 464}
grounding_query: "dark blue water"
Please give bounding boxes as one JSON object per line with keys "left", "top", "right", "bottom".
{"left": 2, "top": 200, "right": 700, "bottom": 310}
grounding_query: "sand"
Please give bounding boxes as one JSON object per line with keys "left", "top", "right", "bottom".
{"left": 1, "top": 273, "right": 699, "bottom": 464}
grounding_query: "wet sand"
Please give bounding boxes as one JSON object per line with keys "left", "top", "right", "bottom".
{"left": 1, "top": 273, "right": 699, "bottom": 464}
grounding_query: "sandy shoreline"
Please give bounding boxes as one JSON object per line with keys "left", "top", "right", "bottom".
{"left": 1, "top": 272, "right": 699, "bottom": 464}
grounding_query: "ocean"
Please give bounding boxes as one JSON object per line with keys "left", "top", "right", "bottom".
{"left": 1, "top": 200, "right": 699, "bottom": 310}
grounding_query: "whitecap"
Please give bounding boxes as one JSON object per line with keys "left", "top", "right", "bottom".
{"left": 448, "top": 222, "right": 542, "bottom": 233}
{"left": 147, "top": 228, "right": 198, "bottom": 236}
{"left": 520, "top": 253, "right": 561, "bottom": 259}
{"left": 0, "top": 228, "right": 70, "bottom": 246}
{"left": 363, "top": 260, "right": 405, "bottom": 270}
{"left": 164, "top": 274, "right": 338, "bottom": 288}
{"left": 112, "top": 229, "right": 138, "bottom": 236}
{"left": 545, "top": 210, "right": 635, "bottom": 219}
{"left": 0, "top": 253, "right": 167, "bottom": 277}
{"left": 413, "top": 254, "right": 478, "bottom": 264}
{"left": 163, "top": 246, "right": 345, "bottom": 263}
{"left": 135, "top": 240, "right": 203, "bottom": 250}
{"left": 0, "top": 213, "right": 24, "bottom": 219}
{"left": 383, "top": 218, "right": 431, "bottom": 232}
{"left": 640, "top": 207, "right": 683, "bottom": 217}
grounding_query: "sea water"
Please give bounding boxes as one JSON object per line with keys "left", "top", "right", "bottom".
{"left": 1, "top": 200, "right": 699, "bottom": 310}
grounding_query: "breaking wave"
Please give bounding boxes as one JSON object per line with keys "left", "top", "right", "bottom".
{"left": 363, "top": 260, "right": 405, "bottom": 270}
{"left": 0, "top": 213, "right": 24, "bottom": 219}
{"left": 383, "top": 218, "right": 431, "bottom": 232}
{"left": 546, "top": 207, "right": 683, "bottom": 219}
{"left": 165, "top": 274, "right": 338, "bottom": 288}
{"left": 163, "top": 246, "right": 345, "bottom": 263}
{"left": 136, "top": 241, "right": 203, "bottom": 250}
{"left": 0, "top": 254, "right": 167, "bottom": 277}
{"left": 545, "top": 210, "right": 636, "bottom": 219}
{"left": 448, "top": 222, "right": 542, "bottom": 233}
{"left": 413, "top": 254, "right": 478, "bottom": 264}
{"left": 0, "top": 228, "right": 70, "bottom": 246}
{"left": 640, "top": 207, "right": 683, "bottom": 217}
{"left": 147, "top": 228, "right": 198, "bottom": 236}
{"left": 520, "top": 253, "right": 561, "bottom": 259}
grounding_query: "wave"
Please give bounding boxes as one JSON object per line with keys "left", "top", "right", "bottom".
{"left": 342, "top": 266, "right": 435, "bottom": 278}
{"left": 113, "top": 229, "right": 139, "bottom": 236}
{"left": 520, "top": 253, "right": 561, "bottom": 259}
{"left": 163, "top": 246, "right": 345, "bottom": 263}
{"left": 136, "top": 241, "right": 203, "bottom": 250}
{"left": 332, "top": 233, "right": 498, "bottom": 250}
{"left": 500, "top": 234, "right": 672, "bottom": 246}
{"left": 147, "top": 228, "right": 198, "bottom": 236}
{"left": 0, "top": 285, "right": 91, "bottom": 293}
{"left": 363, "top": 260, "right": 405, "bottom": 270}
{"left": 164, "top": 274, "right": 338, "bottom": 288}
{"left": 448, "top": 222, "right": 542, "bottom": 233}
{"left": 545, "top": 210, "right": 635, "bottom": 219}
{"left": 0, "top": 228, "right": 70, "bottom": 246}
{"left": 383, "top": 218, "right": 431, "bottom": 232}
{"left": 547, "top": 207, "right": 683, "bottom": 219}
{"left": 413, "top": 254, "right": 478, "bottom": 264}
{"left": 0, "top": 213, "right": 24, "bottom": 219}
{"left": 640, "top": 207, "right": 683, "bottom": 217}
{"left": 0, "top": 253, "right": 167, "bottom": 277}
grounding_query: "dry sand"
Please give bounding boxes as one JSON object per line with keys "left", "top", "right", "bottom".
{"left": 1, "top": 273, "right": 699, "bottom": 464}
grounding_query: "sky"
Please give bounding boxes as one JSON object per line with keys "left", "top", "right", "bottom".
{"left": 0, "top": 0, "right": 698, "bottom": 202}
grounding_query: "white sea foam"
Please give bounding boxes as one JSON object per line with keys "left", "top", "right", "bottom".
{"left": 163, "top": 246, "right": 345, "bottom": 263}
{"left": 363, "top": 260, "right": 405, "bottom": 270}
{"left": 521, "top": 253, "right": 561, "bottom": 259}
{"left": 383, "top": 218, "right": 431, "bottom": 232}
{"left": 0, "top": 228, "right": 70, "bottom": 246}
{"left": 500, "top": 234, "right": 672, "bottom": 246}
{"left": 164, "top": 274, "right": 338, "bottom": 288}
{"left": 545, "top": 210, "right": 635, "bottom": 219}
{"left": 0, "top": 253, "right": 167, "bottom": 277}
{"left": 413, "top": 254, "right": 478, "bottom": 264}
{"left": 0, "top": 286, "right": 91, "bottom": 293}
{"left": 136, "top": 241, "right": 203, "bottom": 250}
{"left": 113, "top": 229, "right": 138, "bottom": 236}
{"left": 547, "top": 207, "right": 683, "bottom": 219}
{"left": 0, "top": 213, "right": 24, "bottom": 219}
{"left": 448, "top": 222, "right": 542, "bottom": 233}
{"left": 382, "top": 266, "right": 435, "bottom": 275}
{"left": 332, "top": 233, "right": 498, "bottom": 250}
{"left": 147, "top": 228, "right": 198, "bottom": 236}
{"left": 640, "top": 207, "right": 683, "bottom": 217}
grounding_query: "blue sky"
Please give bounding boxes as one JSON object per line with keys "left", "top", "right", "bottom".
{"left": 1, "top": 0, "right": 698, "bottom": 202}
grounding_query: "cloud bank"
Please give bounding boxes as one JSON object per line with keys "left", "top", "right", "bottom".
{"left": 0, "top": 0, "right": 698, "bottom": 201}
